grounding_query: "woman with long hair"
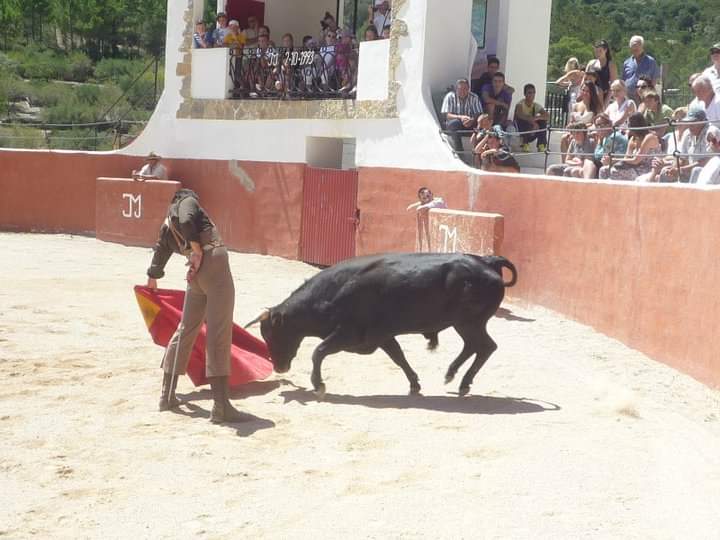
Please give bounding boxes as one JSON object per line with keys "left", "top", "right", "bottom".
{"left": 599, "top": 112, "right": 662, "bottom": 181}
{"left": 593, "top": 39, "right": 618, "bottom": 104}
{"left": 561, "top": 81, "right": 603, "bottom": 159}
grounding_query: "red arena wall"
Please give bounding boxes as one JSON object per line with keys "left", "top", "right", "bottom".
{"left": 1, "top": 149, "right": 718, "bottom": 388}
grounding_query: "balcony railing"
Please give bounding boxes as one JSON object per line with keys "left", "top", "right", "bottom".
{"left": 228, "top": 45, "right": 359, "bottom": 100}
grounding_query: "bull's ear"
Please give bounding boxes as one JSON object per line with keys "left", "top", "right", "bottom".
{"left": 271, "top": 310, "right": 284, "bottom": 327}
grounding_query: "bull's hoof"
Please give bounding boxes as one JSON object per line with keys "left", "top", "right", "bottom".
{"left": 409, "top": 383, "right": 422, "bottom": 396}
{"left": 444, "top": 373, "right": 455, "bottom": 385}
{"left": 458, "top": 386, "right": 470, "bottom": 397}
{"left": 313, "top": 383, "right": 326, "bottom": 400}
{"left": 426, "top": 340, "right": 438, "bottom": 351}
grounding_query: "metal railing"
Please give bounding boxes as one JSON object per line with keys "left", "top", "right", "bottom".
{"left": 0, "top": 119, "right": 147, "bottom": 150}
{"left": 545, "top": 83, "right": 569, "bottom": 128}
{"left": 228, "top": 45, "right": 358, "bottom": 100}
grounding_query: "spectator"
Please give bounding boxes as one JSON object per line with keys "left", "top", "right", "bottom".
{"left": 212, "top": 12, "right": 229, "bottom": 47}
{"left": 472, "top": 57, "right": 515, "bottom": 102}
{"left": 635, "top": 76, "right": 656, "bottom": 114}
{"left": 481, "top": 72, "right": 513, "bottom": 128}
{"left": 244, "top": 15, "right": 259, "bottom": 46}
{"left": 605, "top": 79, "right": 637, "bottom": 128}
{"left": 251, "top": 33, "right": 276, "bottom": 95}
{"left": 470, "top": 113, "right": 493, "bottom": 155}
{"left": 561, "top": 81, "right": 602, "bottom": 160}
{"left": 665, "top": 106, "right": 688, "bottom": 156}
{"left": 368, "top": 0, "right": 392, "bottom": 39}
{"left": 638, "top": 107, "right": 689, "bottom": 182}
{"left": 641, "top": 91, "right": 673, "bottom": 137}
{"left": 223, "top": 20, "right": 246, "bottom": 50}
{"left": 381, "top": 24, "right": 391, "bottom": 39}
{"left": 319, "top": 29, "right": 338, "bottom": 90}
{"left": 364, "top": 25, "right": 379, "bottom": 41}
{"left": 554, "top": 57, "right": 584, "bottom": 114}
{"left": 193, "top": 20, "right": 211, "bottom": 49}
{"left": 622, "top": 35, "right": 660, "bottom": 102}
{"left": 703, "top": 43, "right": 720, "bottom": 95}
{"left": 582, "top": 113, "right": 628, "bottom": 179}
{"left": 691, "top": 75, "right": 720, "bottom": 123}
{"left": 441, "top": 78, "right": 484, "bottom": 153}
{"left": 335, "top": 30, "right": 357, "bottom": 93}
{"left": 132, "top": 152, "right": 168, "bottom": 180}
{"left": 547, "top": 123, "right": 595, "bottom": 177}
{"left": 599, "top": 112, "right": 662, "bottom": 180}
{"left": 652, "top": 106, "right": 711, "bottom": 183}
{"left": 479, "top": 132, "right": 520, "bottom": 173}
{"left": 406, "top": 186, "right": 446, "bottom": 252}
{"left": 593, "top": 39, "right": 618, "bottom": 104}
{"left": 319, "top": 12, "right": 340, "bottom": 43}
{"left": 514, "top": 83, "right": 549, "bottom": 152}
{"left": 695, "top": 125, "right": 720, "bottom": 185}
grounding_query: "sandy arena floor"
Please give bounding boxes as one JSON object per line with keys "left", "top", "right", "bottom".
{"left": 1, "top": 233, "right": 719, "bottom": 539}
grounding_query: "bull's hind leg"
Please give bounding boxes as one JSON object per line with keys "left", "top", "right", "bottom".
{"left": 422, "top": 332, "right": 439, "bottom": 350}
{"left": 458, "top": 328, "right": 497, "bottom": 396}
{"left": 444, "top": 342, "right": 474, "bottom": 385}
{"left": 380, "top": 338, "right": 421, "bottom": 395}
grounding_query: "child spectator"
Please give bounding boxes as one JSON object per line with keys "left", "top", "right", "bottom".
{"left": 470, "top": 113, "right": 492, "bottom": 151}
{"left": 193, "top": 21, "right": 211, "bottom": 49}
{"left": 479, "top": 132, "right": 520, "bottom": 173}
{"left": 224, "top": 20, "right": 246, "bottom": 50}
{"left": 212, "top": 12, "right": 229, "bottom": 47}
{"left": 599, "top": 112, "right": 662, "bottom": 180}
{"left": 481, "top": 72, "right": 513, "bottom": 128}
{"left": 514, "top": 83, "right": 549, "bottom": 152}
{"left": 547, "top": 123, "right": 595, "bottom": 177}
{"left": 582, "top": 113, "right": 628, "bottom": 179}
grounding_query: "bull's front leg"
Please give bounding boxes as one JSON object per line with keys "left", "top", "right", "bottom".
{"left": 380, "top": 338, "right": 421, "bottom": 395}
{"left": 310, "top": 328, "right": 348, "bottom": 398}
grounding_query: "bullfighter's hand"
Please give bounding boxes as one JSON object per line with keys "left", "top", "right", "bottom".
{"left": 147, "top": 277, "right": 158, "bottom": 289}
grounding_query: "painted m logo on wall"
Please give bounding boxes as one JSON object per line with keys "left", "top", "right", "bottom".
{"left": 122, "top": 193, "right": 142, "bottom": 219}
{"left": 439, "top": 224, "right": 458, "bottom": 253}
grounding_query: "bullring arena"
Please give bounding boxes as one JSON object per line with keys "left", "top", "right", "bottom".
{"left": 2, "top": 0, "right": 720, "bottom": 538}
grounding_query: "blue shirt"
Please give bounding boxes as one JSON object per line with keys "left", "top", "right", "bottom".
{"left": 622, "top": 53, "right": 660, "bottom": 96}
{"left": 594, "top": 132, "right": 629, "bottom": 161}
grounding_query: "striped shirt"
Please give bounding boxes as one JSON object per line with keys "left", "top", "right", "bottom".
{"left": 441, "top": 91, "right": 483, "bottom": 117}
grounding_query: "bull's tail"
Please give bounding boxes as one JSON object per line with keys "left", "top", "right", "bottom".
{"left": 480, "top": 255, "right": 517, "bottom": 287}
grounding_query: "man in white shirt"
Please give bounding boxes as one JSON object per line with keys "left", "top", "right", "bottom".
{"left": 694, "top": 125, "right": 720, "bottom": 185}
{"left": 133, "top": 152, "right": 168, "bottom": 181}
{"left": 691, "top": 74, "right": 720, "bottom": 122}
{"left": 368, "top": 0, "right": 392, "bottom": 37}
{"left": 658, "top": 106, "right": 711, "bottom": 182}
{"left": 702, "top": 43, "right": 720, "bottom": 95}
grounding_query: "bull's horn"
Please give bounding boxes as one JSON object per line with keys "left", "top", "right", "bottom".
{"left": 244, "top": 308, "right": 270, "bottom": 328}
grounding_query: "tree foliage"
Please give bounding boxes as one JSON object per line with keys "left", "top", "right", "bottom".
{"left": 550, "top": 0, "right": 718, "bottom": 88}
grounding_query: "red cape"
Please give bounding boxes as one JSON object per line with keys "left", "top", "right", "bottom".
{"left": 134, "top": 285, "right": 273, "bottom": 388}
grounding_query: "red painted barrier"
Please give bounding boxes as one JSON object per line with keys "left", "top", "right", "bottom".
{"left": 96, "top": 178, "right": 182, "bottom": 247}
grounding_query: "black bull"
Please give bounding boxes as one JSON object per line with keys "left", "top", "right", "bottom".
{"left": 246, "top": 253, "right": 517, "bottom": 396}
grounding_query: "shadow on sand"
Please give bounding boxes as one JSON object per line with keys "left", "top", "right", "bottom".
{"left": 496, "top": 307, "right": 535, "bottom": 323}
{"left": 279, "top": 388, "right": 560, "bottom": 415}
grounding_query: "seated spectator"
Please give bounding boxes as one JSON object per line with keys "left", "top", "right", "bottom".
{"left": 582, "top": 113, "right": 628, "bottom": 179}
{"left": 224, "top": 20, "right": 246, "bottom": 50}
{"left": 599, "top": 112, "right": 662, "bottom": 180}
{"left": 132, "top": 152, "right": 168, "bottom": 180}
{"left": 554, "top": 57, "right": 584, "bottom": 114}
{"left": 479, "top": 132, "right": 520, "bottom": 173}
{"left": 514, "top": 83, "right": 549, "bottom": 152}
{"left": 319, "top": 29, "right": 338, "bottom": 90}
{"left": 364, "top": 25, "right": 379, "bottom": 41}
{"left": 441, "top": 78, "right": 484, "bottom": 153}
{"left": 407, "top": 186, "right": 446, "bottom": 252}
{"left": 561, "top": 81, "right": 602, "bottom": 160}
{"left": 641, "top": 91, "right": 673, "bottom": 137}
{"left": 369, "top": 0, "right": 392, "bottom": 39}
{"left": 470, "top": 113, "right": 493, "bottom": 151}
{"left": 252, "top": 33, "right": 276, "bottom": 95}
{"left": 335, "top": 30, "right": 357, "bottom": 93}
{"left": 244, "top": 15, "right": 259, "bottom": 46}
{"left": 695, "top": 125, "right": 720, "bottom": 185}
{"left": 605, "top": 79, "right": 636, "bottom": 128}
{"left": 547, "top": 123, "right": 595, "bottom": 177}
{"left": 481, "top": 72, "right": 513, "bottom": 128}
{"left": 622, "top": 35, "right": 660, "bottom": 102}
{"left": 664, "top": 106, "right": 688, "bottom": 155}
{"left": 648, "top": 106, "right": 711, "bottom": 183}
{"left": 212, "top": 12, "right": 229, "bottom": 47}
{"left": 193, "top": 20, "right": 211, "bottom": 49}
{"left": 472, "top": 57, "right": 515, "bottom": 98}
{"left": 703, "top": 43, "right": 720, "bottom": 95}
{"left": 691, "top": 75, "right": 720, "bottom": 123}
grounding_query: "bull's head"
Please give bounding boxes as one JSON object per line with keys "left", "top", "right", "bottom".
{"left": 245, "top": 307, "right": 302, "bottom": 374}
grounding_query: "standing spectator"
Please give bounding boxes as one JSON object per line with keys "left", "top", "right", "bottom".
{"left": 132, "top": 152, "right": 168, "bottom": 180}
{"left": 319, "top": 12, "right": 340, "bottom": 43}
{"left": 605, "top": 79, "right": 637, "bottom": 129}
{"left": 244, "top": 15, "right": 259, "bottom": 46}
{"left": 212, "top": 12, "right": 229, "bottom": 47}
{"left": 481, "top": 72, "right": 513, "bottom": 128}
{"left": 406, "top": 187, "right": 446, "bottom": 252}
{"left": 599, "top": 113, "right": 662, "bottom": 180}
{"left": 703, "top": 43, "right": 720, "bottom": 95}
{"left": 547, "top": 123, "right": 595, "bottom": 177}
{"left": 472, "top": 57, "right": 515, "bottom": 101}
{"left": 691, "top": 75, "right": 720, "bottom": 123}
{"left": 582, "top": 113, "right": 628, "bottom": 179}
{"left": 554, "top": 57, "right": 584, "bottom": 114}
{"left": 594, "top": 39, "right": 618, "bottom": 104}
{"left": 223, "top": 20, "right": 246, "bottom": 50}
{"left": 695, "top": 126, "right": 720, "bottom": 185}
{"left": 193, "top": 20, "right": 211, "bottom": 49}
{"left": 622, "top": 35, "right": 660, "bottom": 102}
{"left": 441, "top": 78, "right": 484, "bottom": 153}
{"left": 368, "top": 0, "right": 392, "bottom": 39}
{"left": 514, "top": 84, "right": 549, "bottom": 152}
{"left": 364, "top": 25, "right": 379, "bottom": 42}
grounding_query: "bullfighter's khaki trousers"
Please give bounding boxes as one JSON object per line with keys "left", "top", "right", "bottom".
{"left": 162, "top": 246, "right": 235, "bottom": 378}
